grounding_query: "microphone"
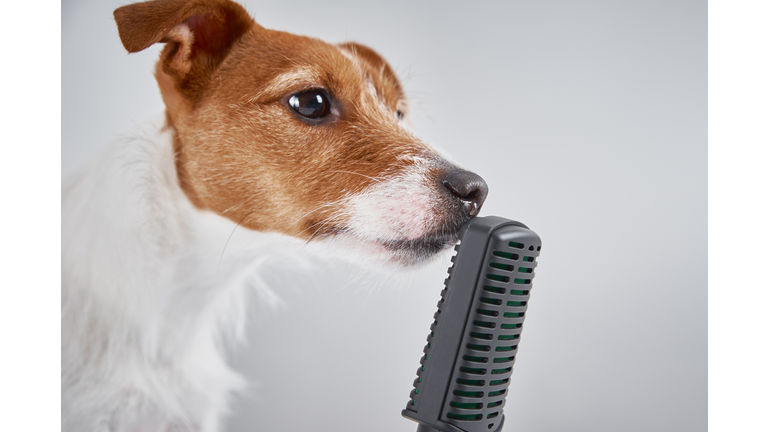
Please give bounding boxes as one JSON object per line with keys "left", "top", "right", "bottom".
{"left": 402, "top": 216, "right": 542, "bottom": 432}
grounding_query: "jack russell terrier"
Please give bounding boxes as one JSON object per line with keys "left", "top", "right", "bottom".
{"left": 61, "top": 0, "right": 488, "bottom": 430}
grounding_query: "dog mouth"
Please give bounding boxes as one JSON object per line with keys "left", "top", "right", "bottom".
{"left": 341, "top": 230, "right": 459, "bottom": 267}
{"left": 308, "top": 224, "right": 459, "bottom": 265}
{"left": 306, "top": 212, "right": 469, "bottom": 265}
{"left": 375, "top": 235, "right": 458, "bottom": 257}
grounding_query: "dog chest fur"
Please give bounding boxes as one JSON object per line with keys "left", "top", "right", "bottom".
{"left": 62, "top": 117, "right": 285, "bottom": 431}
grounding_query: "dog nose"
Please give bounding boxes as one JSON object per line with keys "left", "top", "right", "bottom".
{"left": 441, "top": 169, "right": 489, "bottom": 217}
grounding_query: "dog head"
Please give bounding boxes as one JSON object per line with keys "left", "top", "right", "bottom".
{"left": 114, "top": 0, "right": 488, "bottom": 265}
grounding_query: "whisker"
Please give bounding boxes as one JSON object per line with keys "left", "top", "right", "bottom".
{"left": 271, "top": 200, "right": 344, "bottom": 236}
{"left": 301, "top": 217, "right": 340, "bottom": 243}
{"left": 304, "top": 224, "right": 326, "bottom": 244}
{"left": 218, "top": 210, "right": 257, "bottom": 271}
{"left": 326, "top": 170, "right": 384, "bottom": 184}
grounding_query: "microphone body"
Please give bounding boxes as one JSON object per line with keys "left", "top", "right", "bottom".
{"left": 403, "top": 216, "right": 542, "bottom": 432}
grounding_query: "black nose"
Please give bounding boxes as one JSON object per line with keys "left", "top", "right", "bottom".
{"left": 441, "top": 169, "right": 489, "bottom": 217}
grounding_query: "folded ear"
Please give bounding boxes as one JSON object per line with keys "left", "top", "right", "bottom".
{"left": 114, "top": 0, "right": 254, "bottom": 99}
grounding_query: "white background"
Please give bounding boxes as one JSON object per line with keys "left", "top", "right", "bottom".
{"left": 59, "top": 1, "right": 708, "bottom": 431}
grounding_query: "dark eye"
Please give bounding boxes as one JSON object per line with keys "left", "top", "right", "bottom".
{"left": 288, "top": 90, "right": 330, "bottom": 119}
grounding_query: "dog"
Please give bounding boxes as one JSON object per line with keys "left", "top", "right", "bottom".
{"left": 61, "top": 0, "right": 488, "bottom": 430}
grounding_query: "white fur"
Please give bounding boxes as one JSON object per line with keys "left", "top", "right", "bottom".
{"left": 62, "top": 116, "right": 298, "bottom": 432}
{"left": 345, "top": 158, "right": 437, "bottom": 241}
{"left": 61, "top": 115, "right": 452, "bottom": 431}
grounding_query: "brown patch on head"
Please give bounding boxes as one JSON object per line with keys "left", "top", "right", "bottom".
{"left": 114, "top": 0, "right": 487, "bottom": 262}
{"left": 171, "top": 28, "right": 427, "bottom": 238}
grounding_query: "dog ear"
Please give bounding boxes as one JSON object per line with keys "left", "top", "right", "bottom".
{"left": 114, "top": 0, "right": 254, "bottom": 99}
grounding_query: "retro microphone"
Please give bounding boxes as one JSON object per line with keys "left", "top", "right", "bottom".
{"left": 402, "top": 216, "right": 542, "bottom": 432}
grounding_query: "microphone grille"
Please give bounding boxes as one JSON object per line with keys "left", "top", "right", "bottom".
{"left": 403, "top": 216, "right": 542, "bottom": 432}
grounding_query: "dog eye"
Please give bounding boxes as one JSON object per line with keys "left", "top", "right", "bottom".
{"left": 288, "top": 90, "right": 330, "bottom": 119}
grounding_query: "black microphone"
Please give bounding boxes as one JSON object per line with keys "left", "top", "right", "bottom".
{"left": 402, "top": 216, "right": 542, "bottom": 432}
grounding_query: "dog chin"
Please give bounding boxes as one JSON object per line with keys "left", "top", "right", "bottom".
{"left": 307, "top": 230, "right": 459, "bottom": 268}
{"left": 376, "top": 235, "right": 459, "bottom": 265}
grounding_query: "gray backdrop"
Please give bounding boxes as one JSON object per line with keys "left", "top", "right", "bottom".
{"left": 62, "top": 1, "right": 707, "bottom": 431}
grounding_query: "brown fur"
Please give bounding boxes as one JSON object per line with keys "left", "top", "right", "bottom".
{"left": 114, "top": 0, "right": 472, "bottom": 241}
